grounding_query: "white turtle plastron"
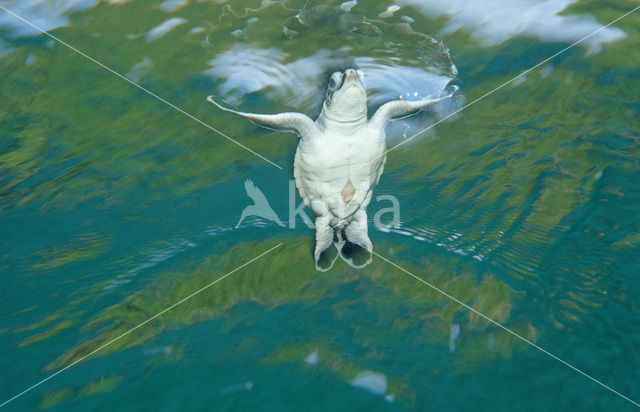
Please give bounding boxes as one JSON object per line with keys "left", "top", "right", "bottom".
{"left": 207, "top": 69, "right": 457, "bottom": 271}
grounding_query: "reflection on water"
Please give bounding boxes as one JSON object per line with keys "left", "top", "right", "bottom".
{"left": 37, "top": 375, "right": 123, "bottom": 410}
{"left": 205, "top": 46, "right": 457, "bottom": 110}
{"left": 304, "top": 348, "right": 319, "bottom": 365}
{"left": 0, "top": 0, "right": 99, "bottom": 37}
{"left": 204, "top": 3, "right": 463, "bottom": 143}
{"left": 1, "top": 0, "right": 640, "bottom": 409}
{"left": 350, "top": 370, "right": 388, "bottom": 397}
{"left": 145, "top": 17, "right": 187, "bottom": 42}
{"left": 26, "top": 237, "right": 529, "bottom": 408}
{"left": 124, "top": 56, "right": 153, "bottom": 83}
{"left": 159, "top": 0, "right": 188, "bottom": 14}
{"left": 220, "top": 380, "right": 253, "bottom": 395}
{"left": 396, "top": 0, "right": 626, "bottom": 51}
{"left": 205, "top": 44, "right": 461, "bottom": 143}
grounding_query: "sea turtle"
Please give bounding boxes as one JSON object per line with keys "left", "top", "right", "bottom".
{"left": 207, "top": 69, "right": 457, "bottom": 271}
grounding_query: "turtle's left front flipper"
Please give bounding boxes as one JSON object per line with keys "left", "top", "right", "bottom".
{"left": 370, "top": 86, "right": 458, "bottom": 129}
{"left": 207, "top": 96, "right": 318, "bottom": 138}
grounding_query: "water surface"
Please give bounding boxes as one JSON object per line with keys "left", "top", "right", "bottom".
{"left": 1, "top": 0, "right": 639, "bottom": 410}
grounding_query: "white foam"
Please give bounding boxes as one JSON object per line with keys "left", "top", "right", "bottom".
{"left": 145, "top": 17, "right": 187, "bottom": 42}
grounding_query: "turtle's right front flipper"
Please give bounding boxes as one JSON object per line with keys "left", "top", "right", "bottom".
{"left": 206, "top": 96, "right": 318, "bottom": 138}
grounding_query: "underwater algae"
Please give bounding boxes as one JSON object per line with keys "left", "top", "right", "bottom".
{"left": 29, "top": 236, "right": 534, "bottom": 407}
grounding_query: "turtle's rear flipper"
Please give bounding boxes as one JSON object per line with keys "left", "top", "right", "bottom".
{"left": 316, "top": 246, "right": 339, "bottom": 272}
{"left": 315, "top": 216, "right": 339, "bottom": 272}
{"left": 338, "top": 238, "right": 372, "bottom": 269}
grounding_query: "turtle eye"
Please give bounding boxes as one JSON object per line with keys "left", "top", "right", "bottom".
{"left": 328, "top": 72, "right": 342, "bottom": 90}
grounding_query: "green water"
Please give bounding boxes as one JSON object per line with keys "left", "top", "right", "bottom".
{"left": 1, "top": 0, "right": 639, "bottom": 410}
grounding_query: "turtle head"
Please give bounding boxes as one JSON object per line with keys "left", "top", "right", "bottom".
{"left": 319, "top": 69, "right": 367, "bottom": 129}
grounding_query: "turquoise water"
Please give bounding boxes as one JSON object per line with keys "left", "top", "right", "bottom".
{"left": 1, "top": 0, "right": 640, "bottom": 410}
